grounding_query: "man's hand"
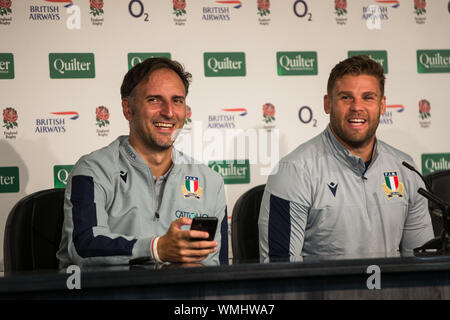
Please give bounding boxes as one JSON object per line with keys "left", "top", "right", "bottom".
{"left": 157, "top": 217, "right": 218, "bottom": 263}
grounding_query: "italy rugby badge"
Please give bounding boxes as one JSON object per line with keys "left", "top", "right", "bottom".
{"left": 382, "top": 172, "right": 404, "bottom": 198}
{"left": 182, "top": 176, "right": 203, "bottom": 199}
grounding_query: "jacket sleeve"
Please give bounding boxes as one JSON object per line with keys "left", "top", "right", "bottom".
{"left": 400, "top": 169, "right": 434, "bottom": 251}
{"left": 60, "top": 163, "right": 154, "bottom": 267}
{"left": 258, "top": 161, "right": 310, "bottom": 262}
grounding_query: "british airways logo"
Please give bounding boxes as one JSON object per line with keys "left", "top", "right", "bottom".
{"left": 375, "top": 0, "right": 400, "bottom": 8}
{"left": 222, "top": 108, "right": 247, "bottom": 116}
{"left": 386, "top": 104, "right": 404, "bottom": 113}
{"left": 35, "top": 111, "right": 79, "bottom": 134}
{"left": 216, "top": 1, "right": 242, "bottom": 9}
{"left": 51, "top": 111, "right": 79, "bottom": 120}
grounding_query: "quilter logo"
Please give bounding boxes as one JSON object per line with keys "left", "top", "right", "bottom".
{"left": 208, "top": 160, "right": 250, "bottom": 184}
{"left": 204, "top": 52, "right": 246, "bottom": 77}
{"left": 0, "top": 53, "right": 14, "bottom": 79}
{"left": 348, "top": 50, "right": 388, "bottom": 74}
{"left": 0, "top": 166, "right": 19, "bottom": 193}
{"left": 54, "top": 165, "right": 73, "bottom": 188}
{"left": 277, "top": 51, "right": 317, "bottom": 76}
{"left": 127, "top": 52, "right": 171, "bottom": 69}
{"left": 49, "top": 53, "right": 95, "bottom": 78}
{"left": 417, "top": 50, "right": 450, "bottom": 74}
{"left": 422, "top": 153, "right": 450, "bottom": 175}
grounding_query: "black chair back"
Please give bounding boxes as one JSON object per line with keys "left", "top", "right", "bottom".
{"left": 3, "top": 188, "right": 65, "bottom": 273}
{"left": 231, "top": 184, "right": 265, "bottom": 263}
{"left": 424, "top": 170, "right": 450, "bottom": 237}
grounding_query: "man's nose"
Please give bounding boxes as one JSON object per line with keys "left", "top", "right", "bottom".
{"left": 160, "top": 101, "right": 174, "bottom": 118}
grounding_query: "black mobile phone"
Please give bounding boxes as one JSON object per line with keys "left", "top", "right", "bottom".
{"left": 190, "top": 217, "right": 218, "bottom": 241}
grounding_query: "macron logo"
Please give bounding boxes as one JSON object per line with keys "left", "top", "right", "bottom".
{"left": 327, "top": 182, "right": 338, "bottom": 197}
{"left": 120, "top": 171, "right": 128, "bottom": 183}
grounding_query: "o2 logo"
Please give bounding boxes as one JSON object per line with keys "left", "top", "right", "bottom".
{"left": 298, "top": 106, "right": 317, "bottom": 127}
{"left": 293, "top": 0, "right": 312, "bottom": 21}
{"left": 129, "top": 0, "right": 150, "bottom": 22}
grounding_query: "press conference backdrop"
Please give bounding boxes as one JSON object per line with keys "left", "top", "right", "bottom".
{"left": 1, "top": 0, "right": 450, "bottom": 262}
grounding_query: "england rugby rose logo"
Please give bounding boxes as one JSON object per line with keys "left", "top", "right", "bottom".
{"left": 173, "top": 0, "right": 186, "bottom": 17}
{"left": 90, "top": 0, "right": 104, "bottom": 16}
{"left": 419, "top": 99, "right": 431, "bottom": 120}
{"left": 257, "top": 0, "right": 270, "bottom": 16}
{"left": 335, "top": 0, "right": 347, "bottom": 16}
{"left": 3, "top": 107, "right": 18, "bottom": 130}
{"left": 414, "top": 0, "right": 426, "bottom": 15}
{"left": 184, "top": 105, "right": 192, "bottom": 125}
{"left": 96, "top": 106, "right": 110, "bottom": 128}
{"left": 262, "top": 103, "right": 275, "bottom": 124}
{"left": 0, "top": 0, "right": 12, "bottom": 16}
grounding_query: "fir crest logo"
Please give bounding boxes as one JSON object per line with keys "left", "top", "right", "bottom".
{"left": 182, "top": 176, "right": 203, "bottom": 199}
{"left": 382, "top": 172, "right": 404, "bottom": 198}
{"left": 2, "top": 107, "right": 18, "bottom": 130}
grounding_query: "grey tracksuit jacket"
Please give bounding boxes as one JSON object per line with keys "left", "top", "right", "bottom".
{"left": 258, "top": 126, "right": 433, "bottom": 260}
{"left": 57, "top": 136, "right": 228, "bottom": 267}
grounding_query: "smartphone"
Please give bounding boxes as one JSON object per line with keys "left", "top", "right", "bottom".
{"left": 190, "top": 217, "right": 218, "bottom": 241}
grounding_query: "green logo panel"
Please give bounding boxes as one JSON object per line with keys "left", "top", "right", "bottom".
{"left": 0, "top": 166, "right": 19, "bottom": 193}
{"left": 54, "top": 165, "right": 74, "bottom": 188}
{"left": 208, "top": 160, "right": 250, "bottom": 184}
{"left": 49, "top": 53, "right": 95, "bottom": 79}
{"left": 0, "top": 53, "right": 14, "bottom": 79}
{"left": 204, "top": 52, "right": 246, "bottom": 77}
{"left": 417, "top": 50, "right": 450, "bottom": 73}
{"left": 422, "top": 153, "right": 450, "bottom": 175}
{"left": 348, "top": 50, "right": 388, "bottom": 74}
{"left": 277, "top": 51, "right": 318, "bottom": 76}
{"left": 127, "top": 52, "right": 172, "bottom": 69}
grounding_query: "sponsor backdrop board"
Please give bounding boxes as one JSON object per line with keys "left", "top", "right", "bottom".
{"left": 1, "top": 0, "right": 450, "bottom": 262}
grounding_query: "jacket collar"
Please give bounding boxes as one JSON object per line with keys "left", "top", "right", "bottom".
{"left": 323, "top": 125, "right": 379, "bottom": 176}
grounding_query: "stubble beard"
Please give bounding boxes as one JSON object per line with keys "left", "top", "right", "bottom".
{"left": 329, "top": 110, "right": 381, "bottom": 150}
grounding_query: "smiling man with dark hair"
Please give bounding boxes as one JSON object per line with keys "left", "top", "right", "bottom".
{"left": 58, "top": 57, "right": 228, "bottom": 267}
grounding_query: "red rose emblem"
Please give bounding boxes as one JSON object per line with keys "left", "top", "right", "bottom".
{"left": 3, "top": 107, "right": 18, "bottom": 123}
{"left": 262, "top": 103, "right": 275, "bottom": 117}
{"left": 419, "top": 99, "right": 431, "bottom": 113}
{"left": 257, "top": 0, "right": 270, "bottom": 11}
{"left": 335, "top": 0, "right": 347, "bottom": 10}
{"left": 96, "top": 106, "right": 109, "bottom": 121}
{"left": 173, "top": 0, "right": 186, "bottom": 10}
{"left": 90, "top": 0, "right": 103, "bottom": 10}
{"left": 0, "top": 0, "right": 11, "bottom": 9}
{"left": 414, "top": 0, "right": 426, "bottom": 9}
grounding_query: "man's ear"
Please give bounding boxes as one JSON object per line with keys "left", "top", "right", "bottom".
{"left": 380, "top": 96, "right": 386, "bottom": 115}
{"left": 122, "top": 98, "right": 133, "bottom": 121}
{"left": 324, "top": 94, "right": 331, "bottom": 114}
